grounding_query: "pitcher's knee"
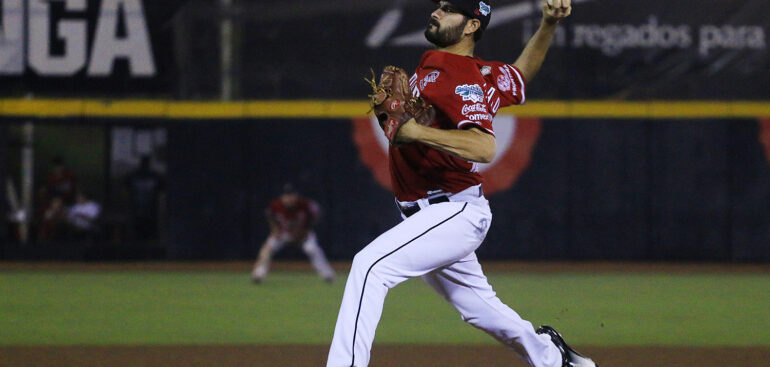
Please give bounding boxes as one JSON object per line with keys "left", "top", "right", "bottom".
{"left": 352, "top": 247, "right": 402, "bottom": 288}
{"left": 351, "top": 249, "right": 376, "bottom": 274}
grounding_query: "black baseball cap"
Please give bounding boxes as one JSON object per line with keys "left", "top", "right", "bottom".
{"left": 431, "top": 0, "right": 492, "bottom": 37}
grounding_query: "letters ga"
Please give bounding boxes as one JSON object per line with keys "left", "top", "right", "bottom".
{"left": 0, "top": 0, "right": 155, "bottom": 77}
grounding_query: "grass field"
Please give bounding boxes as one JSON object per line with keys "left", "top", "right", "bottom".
{"left": 1, "top": 262, "right": 768, "bottom": 347}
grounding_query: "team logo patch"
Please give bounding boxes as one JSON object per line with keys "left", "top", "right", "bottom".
{"left": 455, "top": 84, "right": 484, "bottom": 103}
{"left": 497, "top": 75, "right": 511, "bottom": 92}
{"left": 478, "top": 1, "right": 491, "bottom": 16}
{"left": 498, "top": 66, "right": 518, "bottom": 95}
{"left": 419, "top": 70, "right": 440, "bottom": 90}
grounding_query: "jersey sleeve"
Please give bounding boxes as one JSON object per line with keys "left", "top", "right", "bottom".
{"left": 436, "top": 77, "right": 495, "bottom": 136}
{"left": 491, "top": 63, "right": 527, "bottom": 107}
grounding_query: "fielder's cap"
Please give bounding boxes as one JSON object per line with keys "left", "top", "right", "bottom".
{"left": 432, "top": 0, "right": 492, "bottom": 37}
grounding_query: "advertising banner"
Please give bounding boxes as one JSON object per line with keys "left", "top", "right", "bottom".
{"left": 243, "top": 0, "right": 770, "bottom": 99}
{"left": 0, "top": 0, "right": 186, "bottom": 96}
{"left": 2, "top": 0, "right": 767, "bottom": 99}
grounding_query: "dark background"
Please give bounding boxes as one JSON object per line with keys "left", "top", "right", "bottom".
{"left": 1, "top": 0, "right": 769, "bottom": 262}
{"left": 160, "top": 119, "right": 770, "bottom": 261}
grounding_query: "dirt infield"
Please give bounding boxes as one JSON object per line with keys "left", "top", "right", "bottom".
{"left": 1, "top": 345, "right": 768, "bottom": 367}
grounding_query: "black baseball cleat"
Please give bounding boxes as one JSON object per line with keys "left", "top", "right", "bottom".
{"left": 536, "top": 325, "right": 597, "bottom": 367}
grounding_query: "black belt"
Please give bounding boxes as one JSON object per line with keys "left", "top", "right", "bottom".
{"left": 398, "top": 186, "right": 483, "bottom": 218}
{"left": 399, "top": 195, "right": 449, "bottom": 218}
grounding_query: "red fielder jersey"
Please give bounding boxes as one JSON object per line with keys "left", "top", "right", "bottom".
{"left": 267, "top": 197, "right": 320, "bottom": 238}
{"left": 389, "top": 50, "right": 527, "bottom": 201}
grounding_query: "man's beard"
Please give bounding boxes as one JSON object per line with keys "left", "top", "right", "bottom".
{"left": 424, "top": 19, "right": 466, "bottom": 48}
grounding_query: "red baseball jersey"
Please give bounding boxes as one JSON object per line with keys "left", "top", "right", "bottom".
{"left": 267, "top": 197, "right": 319, "bottom": 237}
{"left": 389, "top": 50, "right": 527, "bottom": 201}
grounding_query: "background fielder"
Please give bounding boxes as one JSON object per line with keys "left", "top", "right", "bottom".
{"left": 252, "top": 184, "right": 336, "bottom": 283}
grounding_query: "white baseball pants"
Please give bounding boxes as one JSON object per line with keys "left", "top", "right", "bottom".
{"left": 326, "top": 188, "right": 561, "bottom": 367}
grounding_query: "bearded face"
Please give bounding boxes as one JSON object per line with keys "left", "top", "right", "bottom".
{"left": 424, "top": 16, "right": 468, "bottom": 48}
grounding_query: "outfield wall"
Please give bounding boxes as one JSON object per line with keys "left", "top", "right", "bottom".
{"left": 163, "top": 115, "right": 770, "bottom": 262}
{"left": 3, "top": 101, "right": 770, "bottom": 262}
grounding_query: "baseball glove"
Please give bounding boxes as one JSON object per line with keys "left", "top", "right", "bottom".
{"left": 366, "top": 66, "right": 434, "bottom": 145}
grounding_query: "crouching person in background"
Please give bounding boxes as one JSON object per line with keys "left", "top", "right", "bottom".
{"left": 252, "top": 184, "right": 336, "bottom": 284}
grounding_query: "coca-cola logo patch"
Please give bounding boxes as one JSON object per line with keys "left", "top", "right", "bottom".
{"left": 462, "top": 103, "right": 488, "bottom": 115}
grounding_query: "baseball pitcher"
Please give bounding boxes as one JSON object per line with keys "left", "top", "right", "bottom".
{"left": 327, "top": 1, "right": 596, "bottom": 366}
